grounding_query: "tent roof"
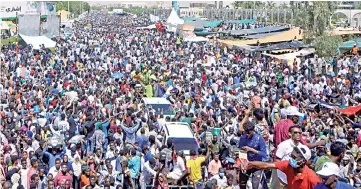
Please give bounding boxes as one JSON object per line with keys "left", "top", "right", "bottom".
{"left": 242, "top": 31, "right": 284, "bottom": 39}
{"left": 19, "top": 34, "right": 56, "bottom": 50}
{"left": 221, "top": 27, "right": 303, "bottom": 46}
{"left": 203, "top": 20, "right": 222, "bottom": 28}
{"left": 229, "top": 26, "right": 289, "bottom": 36}
{"left": 260, "top": 41, "right": 306, "bottom": 51}
{"left": 262, "top": 48, "right": 315, "bottom": 60}
{"left": 183, "top": 20, "right": 207, "bottom": 30}
{"left": 166, "top": 8, "right": 184, "bottom": 26}
{"left": 339, "top": 38, "right": 361, "bottom": 49}
{"left": 183, "top": 17, "right": 201, "bottom": 22}
{"left": 224, "top": 19, "right": 255, "bottom": 25}
{"left": 221, "top": 27, "right": 361, "bottom": 47}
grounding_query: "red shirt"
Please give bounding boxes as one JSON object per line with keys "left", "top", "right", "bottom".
{"left": 54, "top": 172, "right": 73, "bottom": 188}
{"left": 275, "top": 160, "right": 321, "bottom": 189}
{"left": 201, "top": 74, "right": 207, "bottom": 84}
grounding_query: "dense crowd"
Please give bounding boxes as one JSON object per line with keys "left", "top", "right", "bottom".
{"left": 0, "top": 11, "right": 361, "bottom": 189}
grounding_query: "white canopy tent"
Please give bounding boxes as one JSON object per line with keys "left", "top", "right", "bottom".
{"left": 166, "top": 8, "right": 184, "bottom": 33}
{"left": 166, "top": 9, "right": 184, "bottom": 26}
{"left": 19, "top": 34, "right": 56, "bottom": 50}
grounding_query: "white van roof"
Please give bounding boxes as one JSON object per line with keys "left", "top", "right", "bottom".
{"left": 142, "top": 97, "right": 171, "bottom": 105}
{"left": 164, "top": 122, "right": 194, "bottom": 138}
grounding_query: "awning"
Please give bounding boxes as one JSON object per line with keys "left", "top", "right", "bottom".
{"left": 19, "top": 34, "right": 56, "bottom": 49}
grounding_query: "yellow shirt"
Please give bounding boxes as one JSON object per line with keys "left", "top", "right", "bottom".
{"left": 186, "top": 156, "right": 205, "bottom": 182}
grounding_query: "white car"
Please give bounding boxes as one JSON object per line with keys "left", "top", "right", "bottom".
{"left": 161, "top": 122, "right": 199, "bottom": 160}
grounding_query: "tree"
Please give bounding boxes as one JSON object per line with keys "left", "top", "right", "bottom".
{"left": 295, "top": 2, "right": 336, "bottom": 42}
{"left": 314, "top": 34, "right": 343, "bottom": 57}
{"left": 294, "top": 2, "right": 342, "bottom": 57}
{"left": 266, "top": 1, "right": 276, "bottom": 9}
{"left": 55, "top": 1, "right": 90, "bottom": 17}
{"left": 279, "top": 2, "right": 289, "bottom": 9}
{"left": 233, "top": 1, "right": 264, "bottom": 9}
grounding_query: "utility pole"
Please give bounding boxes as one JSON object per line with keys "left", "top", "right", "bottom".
{"left": 68, "top": 1, "right": 70, "bottom": 19}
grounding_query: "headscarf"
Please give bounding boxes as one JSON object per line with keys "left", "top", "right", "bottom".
{"left": 11, "top": 173, "right": 20, "bottom": 189}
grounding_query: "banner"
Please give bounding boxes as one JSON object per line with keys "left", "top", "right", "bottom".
{"left": 0, "top": 2, "right": 56, "bottom": 18}
{"left": 18, "top": 14, "right": 40, "bottom": 36}
{"left": 42, "top": 14, "right": 60, "bottom": 38}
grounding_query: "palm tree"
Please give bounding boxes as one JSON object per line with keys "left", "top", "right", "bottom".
{"left": 279, "top": 2, "right": 288, "bottom": 9}
{"left": 233, "top": 1, "right": 264, "bottom": 9}
{"left": 266, "top": 1, "right": 276, "bottom": 9}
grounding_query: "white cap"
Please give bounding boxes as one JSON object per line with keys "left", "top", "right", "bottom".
{"left": 316, "top": 162, "right": 341, "bottom": 177}
{"left": 296, "top": 146, "right": 311, "bottom": 161}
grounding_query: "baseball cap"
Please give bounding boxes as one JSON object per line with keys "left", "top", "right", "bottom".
{"left": 295, "top": 146, "right": 311, "bottom": 161}
{"left": 316, "top": 162, "right": 341, "bottom": 177}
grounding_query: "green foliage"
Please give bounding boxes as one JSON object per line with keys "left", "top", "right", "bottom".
{"left": 55, "top": 1, "right": 90, "bottom": 17}
{"left": 91, "top": 5, "right": 102, "bottom": 11}
{"left": 0, "top": 37, "right": 19, "bottom": 47}
{"left": 279, "top": 3, "right": 289, "bottom": 9}
{"left": 292, "top": 2, "right": 342, "bottom": 57}
{"left": 295, "top": 2, "right": 336, "bottom": 42}
{"left": 314, "top": 34, "right": 343, "bottom": 57}
{"left": 233, "top": 1, "right": 265, "bottom": 9}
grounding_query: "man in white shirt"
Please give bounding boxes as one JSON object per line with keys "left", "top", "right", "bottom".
{"left": 48, "top": 158, "right": 62, "bottom": 177}
{"left": 210, "top": 168, "right": 227, "bottom": 188}
{"left": 141, "top": 158, "right": 157, "bottom": 187}
{"left": 167, "top": 151, "right": 187, "bottom": 183}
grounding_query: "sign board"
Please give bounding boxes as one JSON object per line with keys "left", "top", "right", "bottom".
{"left": 0, "top": 2, "right": 56, "bottom": 18}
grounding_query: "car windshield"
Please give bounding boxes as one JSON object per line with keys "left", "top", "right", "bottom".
{"left": 150, "top": 104, "right": 170, "bottom": 115}
{"left": 168, "top": 138, "right": 198, "bottom": 151}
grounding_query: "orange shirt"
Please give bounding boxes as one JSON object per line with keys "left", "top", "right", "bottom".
{"left": 275, "top": 160, "right": 321, "bottom": 189}
{"left": 80, "top": 174, "right": 90, "bottom": 188}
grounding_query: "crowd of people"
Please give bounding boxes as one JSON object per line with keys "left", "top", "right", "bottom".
{"left": 0, "top": 10, "right": 361, "bottom": 189}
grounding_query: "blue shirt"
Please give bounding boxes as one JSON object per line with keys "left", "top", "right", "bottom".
{"left": 136, "top": 134, "right": 149, "bottom": 149}
{"left": 121, "top": 121, "right": 141, "bottom": 144}
{"left": 238, "top": 133, "right": 268, "bottom": 161}
{"left": 102, "top": 120, "right": 110, "bottom": 137}
{"left": 128, "top": 156, "right": 141, "bottom": 178}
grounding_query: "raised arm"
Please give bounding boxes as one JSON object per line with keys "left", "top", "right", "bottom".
{"left": 248, "top": 161, "right": 276, "bottom": 170}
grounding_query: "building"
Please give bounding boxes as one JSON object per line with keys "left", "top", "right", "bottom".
{"left": 179, "top": 7, "right": 205, "bottom": 18}
{"left": 337, "top": 1, "right": 360, "bottom": 9}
